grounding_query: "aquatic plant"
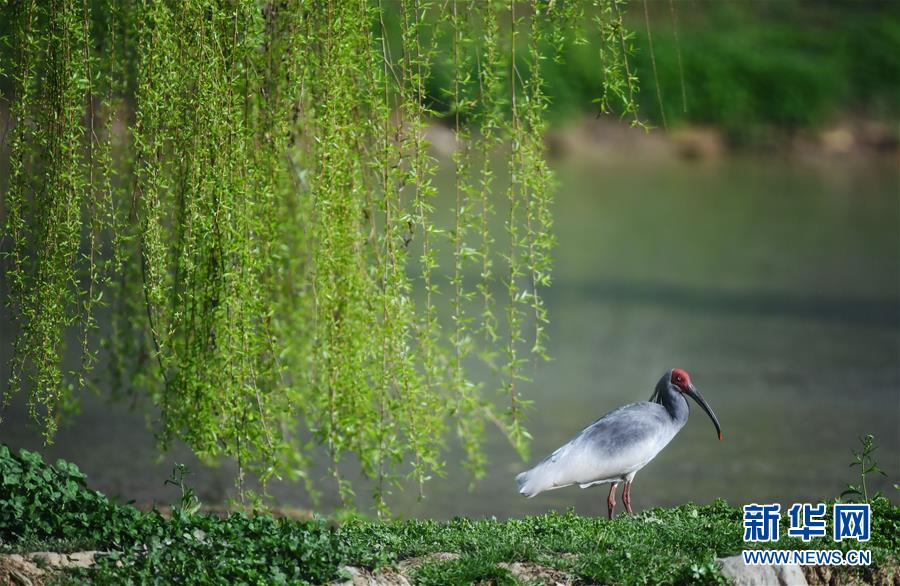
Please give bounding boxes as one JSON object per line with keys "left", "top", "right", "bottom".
{"left": 1, "top": 1, "right": 638, "bottom": 508}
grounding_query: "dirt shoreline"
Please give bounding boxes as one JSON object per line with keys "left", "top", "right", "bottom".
{"left": 543, "top": 116, "right": 900, "bottom": 163}
{"left": 418, "top": 113, "right": 900, "bottom": 164}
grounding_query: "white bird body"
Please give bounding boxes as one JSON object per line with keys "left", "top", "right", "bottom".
{"left": 516, "top": 369, "right": 722, "bottom": 518}
{"left": 516, "top": 402, "right": 682, "bottom": 497}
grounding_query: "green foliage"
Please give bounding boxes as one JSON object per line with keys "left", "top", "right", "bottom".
{"left": 2, "top": 447, "right": 898, "bottom": 585}
{"left": 0, "top": 446, "right": 343, "bottom": 583}
{"left": 613, "top": 4, "right": 900, "bottom": 138}
{"left": 164, "top": 463, "right": 202, "bottom": 516}
{"left": 842, "top": 434, "right": 888, "bottom": 504}
{"left": 422, "top": 3, "right": 900, "bottom": 139}
{"left": 3, "top": 0, "right": 113, "bottom": 441}
{"left": 0, "top": 445, "right": 151, "bottom": 547}
{"left": 0, "top": 2, "right": 637, "bottom": 507}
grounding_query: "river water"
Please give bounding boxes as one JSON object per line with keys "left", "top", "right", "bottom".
{"left": 2, "top": 153, "right": 897, "bottom": 519}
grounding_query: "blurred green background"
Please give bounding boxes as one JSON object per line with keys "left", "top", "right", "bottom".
{"left": 421, "top": 0, "right": 900, "bottom": 143}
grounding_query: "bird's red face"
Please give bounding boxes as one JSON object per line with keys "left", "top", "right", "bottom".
{"left": 670, "top": 368, "right": 692, "bottom": 392}
{"left": 671, "top": 368, "right": 723, "bottom": 440}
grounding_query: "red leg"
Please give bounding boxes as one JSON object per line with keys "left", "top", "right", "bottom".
{"left": 607, "top": 483, "right": 618, "bottom": 519}
{"left": 623, "top": 481, "right": 634, "bottom": 515}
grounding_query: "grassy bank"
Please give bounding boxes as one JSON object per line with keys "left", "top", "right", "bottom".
{"left": 1, "top": 446, "right": 897, "bottom": 584}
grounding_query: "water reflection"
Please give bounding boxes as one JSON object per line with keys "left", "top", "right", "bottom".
{"left": 559, "top": 278, "right": 899, "bottom": 328}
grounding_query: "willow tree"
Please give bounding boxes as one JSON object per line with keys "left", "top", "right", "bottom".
{"left": 1, "top": 0, "right": 637, "bottom": 511}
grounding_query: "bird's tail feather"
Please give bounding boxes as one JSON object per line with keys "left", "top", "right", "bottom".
{"left": 516, "top": 466, "right": 551, "bottom": 498}
{"left": 516, "top": 470, "right": 537, "bottom": 498}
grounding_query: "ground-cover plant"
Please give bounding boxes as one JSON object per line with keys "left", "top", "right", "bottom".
{"left": 1, "top": 446, "right": 897, "bottom": 585}
{"left": 0, "top": 445, "right": 149, "bottom": 549}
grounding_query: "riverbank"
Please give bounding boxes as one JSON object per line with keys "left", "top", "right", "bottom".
{"left": 1, "top": 447, "right": 897, "bottom": 585}
{"left": 543, "top": 116, "right": 899, "bottom": 163}
{"left": 420, "top": 113, "right": 899, "bottom": 166}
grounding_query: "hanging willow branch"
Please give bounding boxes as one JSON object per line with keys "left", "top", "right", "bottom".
{"left": 1, "top": 0, "right": 638, "bottom": 509}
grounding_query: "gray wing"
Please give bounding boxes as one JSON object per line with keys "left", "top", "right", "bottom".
{"left": 517, "top": 402, "right": 675, "bottom": 497}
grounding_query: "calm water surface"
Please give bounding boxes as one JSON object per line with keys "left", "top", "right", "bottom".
{"left": 2, "top": 154, "right": 898, "bottom": 518}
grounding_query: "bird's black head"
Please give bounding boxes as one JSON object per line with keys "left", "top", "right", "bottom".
{"left": 668, "top": 368, "right": 723, "bottom": 441}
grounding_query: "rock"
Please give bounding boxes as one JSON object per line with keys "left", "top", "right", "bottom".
{"left": 0, "top": 550, "right": 107, "bottom": 585}
{"left": 335, "top": 565, "right": 412, "bottom": 586}
{"left": 29, "top": 551, "right": 102, "bottom": 570}
{"left": 671, "top": 126, "right": 726, "bottom": 160}
{"left": 820, "top": 127, "right": 856, "bottom": 155}
{"left": 498, "top": 561, "right": 576, "bottom": 585}
{"left": 0, "top": 555, "right": 45, "bottom": 586}
{"left": 332, "top": 553, "right": 583, "bottom": 586}
{"left": 717, "top": 555, "right": 808, "bottom": 586}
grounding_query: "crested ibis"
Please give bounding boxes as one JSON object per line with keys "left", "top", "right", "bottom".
{"left": 516, "top": 368, "right": 723, "bottom": 518}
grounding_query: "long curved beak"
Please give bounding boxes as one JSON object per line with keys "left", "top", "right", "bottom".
{"left": 685, "top": 383, "right": 723, "bottom": 440}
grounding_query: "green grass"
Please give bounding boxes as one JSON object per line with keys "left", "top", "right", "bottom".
{"left": 1, "top": 445, "right": 897, "bottom": 584}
